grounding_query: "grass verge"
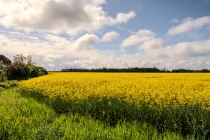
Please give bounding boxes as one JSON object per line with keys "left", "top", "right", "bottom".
{"left": 20, "top": 88, "right": 210, "bottom": 138}
{"left": 0, "top": 88, "right": 195, "bottom": 140}
{"left": 0, "top": 80, "right": 18, "bottom": 91}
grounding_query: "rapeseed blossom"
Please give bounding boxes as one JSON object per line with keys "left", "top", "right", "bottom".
{"left": 20, "top": 73, "right": 210, "bottom": 109}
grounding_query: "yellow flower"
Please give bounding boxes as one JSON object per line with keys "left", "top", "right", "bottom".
{"left": 19, "top": 72, "right": 210, "bottom": 109}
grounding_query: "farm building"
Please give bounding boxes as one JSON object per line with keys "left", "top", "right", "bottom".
{"left": 0, "top": 55, "right": 12, "bottom": 65}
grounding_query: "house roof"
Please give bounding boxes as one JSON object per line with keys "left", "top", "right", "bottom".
{"left": 0, "top": 55, "right": 12, "bottom": 64}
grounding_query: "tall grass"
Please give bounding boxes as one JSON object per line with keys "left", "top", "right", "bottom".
{"left": 0, "top": 88, "right": 195, "bottom": 140}
{"left": 20, "top": 89, "right": 210, "bottom": 138}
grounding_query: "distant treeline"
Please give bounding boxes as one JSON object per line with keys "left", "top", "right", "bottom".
{"left": 61, "top": 67, "right": 210, "bottom": 73}
{"left": 171, "top": 69, "right": 210, "bottom": 73}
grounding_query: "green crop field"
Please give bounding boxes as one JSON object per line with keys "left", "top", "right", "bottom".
{"left": 2, "top": 73, "right": 210, "bottom": 139}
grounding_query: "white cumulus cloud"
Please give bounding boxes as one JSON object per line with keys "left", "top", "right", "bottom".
{"left": 0, "top": 0, "right": 136, "bottom": 35}
{"left": 102, "top": 31, "right": 119, "bottom": 42}
{"left": 116, "top": 11, "right": 136, "bottom": 23}
{"left": 74, "top": 34, "right": 99, "bottom": 50}
{"left": 164, "top": 40, "right": 210, "bottom": 58}
{"left": 121, "top": 29, "right": 155, "bottom": 51}
{"left": 137, "top": 29, "right": 155, "bottom": 37}
{"left": 168, "top": 16, "right": 210, "bottom": 35}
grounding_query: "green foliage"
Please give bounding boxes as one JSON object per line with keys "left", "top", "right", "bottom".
{"left": 6, "top": 54, "right": 47, "bottom": 80}
{"left": 0, "top": 61, "right": 4, "bottom": 70}
{"left": 0, "top": 87, "right": 4, "bottom": 92}
{"left": 0, "top": 80, "right": 18, "bottom": 89}
{"left": 0, "top": 70, "right": 7, "bottom": 82}
{"left": 0, "top": 61, "right": 7, "bottom": 82}
{"left": 37, "top": 66, "right": 48, "bottom": 75}
{"left": 0, "top": 80, "right": 18, "bottom": 92}
{"left": 6, "top": 63, "right": 30, "bottom": 80}
{"left": 30, "top": 66, "right": 48, "bottom": 78}
{"left": 30, "top": 66, "right": 40, "bottom": 78}
{"left": 0, "top": 88, "right": 194, "bottom": 139}
{"left": 20, "top": 87, "right": 210, "bottom": 138}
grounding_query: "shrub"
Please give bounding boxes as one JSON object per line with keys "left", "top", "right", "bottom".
{"left": 38, "top": 66, "right": 48, "bottom": 75}
{"left": 30, "top": 66, "right": 48, "bottom": 78}
{"left": 6, "top": 63, "right": 31, "bottom": 80}
{"left": 0, "top": 70, "right": 7, "bottom": 82}
{"left": 30, "top": 66, "right": 40, "bottom": 78}
{"left": 6, "top": 54, "right": 48, "bottom": 80}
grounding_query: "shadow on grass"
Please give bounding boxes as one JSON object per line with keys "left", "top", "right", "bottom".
{"left": 20, "top": 89, "right": 210, "bottom": 138}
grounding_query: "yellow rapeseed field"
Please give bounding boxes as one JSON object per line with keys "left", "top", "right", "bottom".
{"left": 20, "top": 72, "right": 210, "bottom": 109}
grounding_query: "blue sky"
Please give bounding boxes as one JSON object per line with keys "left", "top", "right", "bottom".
{"left": 0, "top": 0, "right": 210, "bottom": 70}
{"left": 104, "top": 0, "right": 210, "bottom": 44}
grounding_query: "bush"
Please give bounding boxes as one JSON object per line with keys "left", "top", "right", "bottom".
{"left": 30, "top": 66, "right": 40, "bottom": 78}
{"left": 30, "top": 66, "right": 47, "bottom": 78}
{"left": 38, "top": 66, "right": 48, "bottom": 75}
{"left": 6, "top": 64, "right": 48, "bottom": 80}
{"left": 5, "top": 54, "right": 48, "bottom": 80}
{"left": 6, "top": 63, "right": 31, "bottom": 80}
{"left": 0, "top": 70, "right": 7, "bottom": 82}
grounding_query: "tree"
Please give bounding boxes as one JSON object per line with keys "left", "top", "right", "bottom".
{"left": 13, "top": 54, "right": 26, "bottom": 65}
{"left": 26, "top": 55, "right": 36, "bottom": 66}
{"left": 6, "top": 54, "right": 48, "bottom": 80}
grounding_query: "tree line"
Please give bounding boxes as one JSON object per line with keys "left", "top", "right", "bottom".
{"left": 61, "top": 67, "right": 210, "bottom": 73}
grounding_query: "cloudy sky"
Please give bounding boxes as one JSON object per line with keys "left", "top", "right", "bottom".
{"left": 0, "top": 0, "right": 210, "bottom": 70}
